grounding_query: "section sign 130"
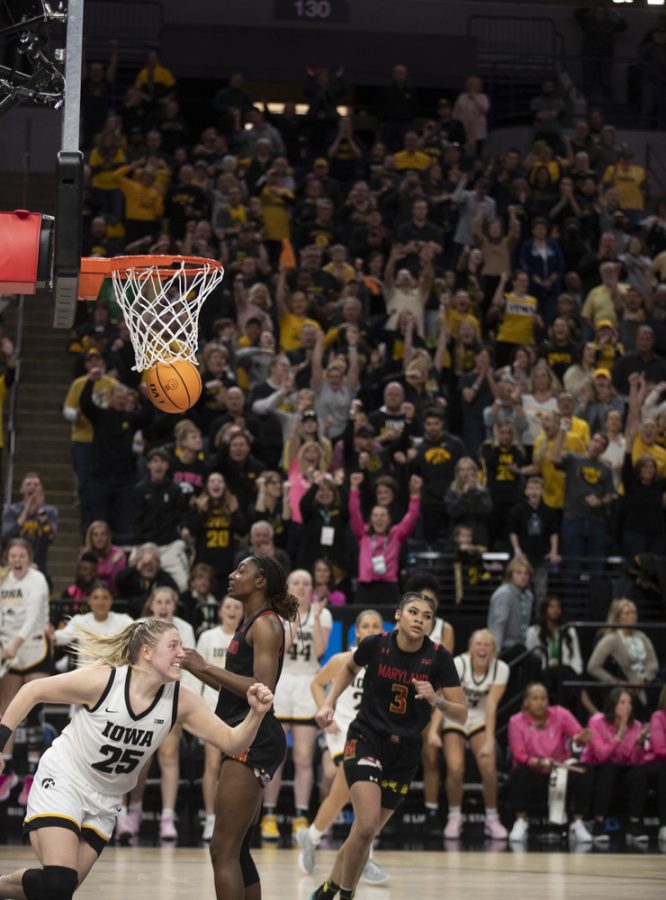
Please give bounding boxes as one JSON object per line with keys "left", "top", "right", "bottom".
{"left": 274, "top": 0, "right": 351, "bottom": 23}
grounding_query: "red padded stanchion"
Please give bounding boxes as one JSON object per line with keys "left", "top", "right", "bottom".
{"left": 0, "top": 210, "right": 43, "bottom": 294}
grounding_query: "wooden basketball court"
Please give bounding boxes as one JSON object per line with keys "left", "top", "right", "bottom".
{"left": 1, "top": 845, "right": 664, "bottom": 899}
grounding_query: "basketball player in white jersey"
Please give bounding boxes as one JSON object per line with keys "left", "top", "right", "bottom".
{"left": 296, "top": 609, "right": 390, "bottom": 885}
{"left": 0, "top": 617, "right": 273, "bottom": 900}
{"left": 429, "top": 628, "right": 509, "bottom": 840}
{"left": 195, "top": 595, "right": 244, "bottom": 840}
{"left": 116, "top": 586, "right": 198, "bottom": 841}
{"left": 261, "top": 569, "right": 332, "bottom": 841}
{"left": 0, "top": 539, "right": 51, "bottom": 805}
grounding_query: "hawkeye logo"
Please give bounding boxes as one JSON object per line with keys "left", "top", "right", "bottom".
{"left": 41, "top": 777, "right": 55, "bottom": 790}
{"left": 581, "top": 466, "right": 602, "bottom": 485}
{"left": 424, "top": 447, "right": 451, "bottom": 465}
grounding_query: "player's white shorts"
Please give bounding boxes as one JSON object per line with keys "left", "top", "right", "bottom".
{"left": 7, "top": 636, "right": 50, "bottom": 673}
{"left": 324, "top": 723, "right": 348, "bottom": 763}
{"left": 442, "top": 706, "right": 487, "bottom": 738}
{"left": 23, "top": 746, "right": 121, "bottom": 853}
{"left": 273, "top": 671, "right": 317, "bottom": 722}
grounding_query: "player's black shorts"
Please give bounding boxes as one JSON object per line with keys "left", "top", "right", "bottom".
{"left": 222, "top": 713, "right": 287, "bottom": 787}
{"left": 342, "top": 721, "right": 421, "bottom": 810}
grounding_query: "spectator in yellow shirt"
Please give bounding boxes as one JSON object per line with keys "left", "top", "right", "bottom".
{"left": 63, "top": 349, "right": 119, "bottom": 535}
{"left": 134, "top": 50, "right": 176, "bottom": 103}
{"left": 602, "top": 147, "right": 646, "bottom": 228}
{"left": 275, "top": 269, "right": 322, "bottom": 352}
{"left": 394, "top": 131, "right": 432, "bottom": 172}
{"left": 557, "top": 392, "right": 590, "bottom": 446}
{"left": 489, "top": 271, "right": 542, "bottom": 368}
{"left": 581, "top": 261, "right": 628, "bottom": 329}
{"left": 113, "top": 160, "right": 165, "bottom": 245}
{"left": 528, "top": 411, "right": 587, "bottom": 511}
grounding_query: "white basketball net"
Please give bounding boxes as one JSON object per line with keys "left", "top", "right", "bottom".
{"left": 111, "top": 258, "right": 225, "bottom": 371}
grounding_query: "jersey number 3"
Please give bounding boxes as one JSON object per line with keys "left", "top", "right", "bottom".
{"left": 92, "top": 744, "right": 143, "bottom": 774}
{"left": 389, "top": 683, "right": 409, "bottom": 715}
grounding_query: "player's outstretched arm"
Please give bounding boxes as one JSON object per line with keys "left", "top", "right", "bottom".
{"left": 0, "top": 668, "right": 112, "bottom": 769}
{"left": 178, "top": 682, "right": 274, "bottom": 756}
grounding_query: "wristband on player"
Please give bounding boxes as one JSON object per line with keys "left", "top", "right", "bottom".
{"left": 0, "top": 723, "right": 13, "bottom": 753}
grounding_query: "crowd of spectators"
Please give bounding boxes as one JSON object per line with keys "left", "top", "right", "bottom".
{"left": 1, "top": 31, "right": 666, "bottom": 846}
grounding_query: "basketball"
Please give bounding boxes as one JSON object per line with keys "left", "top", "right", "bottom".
{"left": 145, "top": 359, "right": 202, "bottom": 413}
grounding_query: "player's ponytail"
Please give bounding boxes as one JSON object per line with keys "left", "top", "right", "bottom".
{"left": 252, "top": 555, "right": 298, "bottom": 622}
{"left": 74, "top": 617, "right": 178, "bottom": 667}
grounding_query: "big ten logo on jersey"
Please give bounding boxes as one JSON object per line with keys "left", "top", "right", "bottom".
{"left": 581, "top": 465, "right": 602, "bottom": 485}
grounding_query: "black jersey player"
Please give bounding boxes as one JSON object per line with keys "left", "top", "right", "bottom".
{"left": 311, "top": 591, "right": 467, "bottom": 900}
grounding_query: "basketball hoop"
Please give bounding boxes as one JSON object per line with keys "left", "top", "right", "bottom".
{"left": 79, "top": 255, "right": 224, "bottom": 371}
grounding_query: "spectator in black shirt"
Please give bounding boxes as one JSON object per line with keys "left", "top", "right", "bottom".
{"left": 507, "top": 476, "right": 560, "bottom": 607}
{"left": 213, "top": 427, "right": 266, "bottom": 512}
{"left": 396, "top": 199, "right": 444, "bottom": 274}
{"left": 249, "top": 356, "right": 293, "bottom": 469}
{"left": 115, "top": 542, "right": 179, "bottom": 619}
{"left": 80, "top": 375, "right": 150, "bottom": 545}
{"left": 213, "top": 72, "right": 253, "bottom": 136}
{"left": 538, "top": 318, "right": 580, "bottom": 383}
{"left": 621, "top": 426, "right": 666, "bottom": 556}
{"left": 170, "top": 421, "right": 210, "bottom": 499}
{"left": 612, "top": 325, "right": 666, "bottom": 396}
{"left": 412, "top": 407, "right": 466, "bottom": 543}
{"left": 294, "top": 198, "right": 339, "bottom": 251}
{"left": 480, "top": 422, "right": 527, "bottom": 550}
{"left": 132, "top": 448, "right": 190, "bottom": 591}
{"left": 164, "top": 164, "right": 209, "bottom": 239}
{"left": 326, "top": 117, "right": 364, "bottom": 188}
{"left": 380, "top": 64, "right": 416, "bottom": 151}
{"left": 435, "top": 98, "right": 466, "bottom": 148}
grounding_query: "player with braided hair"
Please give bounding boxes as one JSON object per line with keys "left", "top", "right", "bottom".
{"left": 182, "top": 554, "right": 298, "bottom": 900}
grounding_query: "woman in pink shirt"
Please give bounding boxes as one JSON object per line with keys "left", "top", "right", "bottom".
{"left": 81, "top": 520, "right": 126, "bottom": 596}
{"left": 643, "top": 686, "right": 666, "bottom": 843}
{"left": 508, "top": 682, "right": 592, "bottom": 843}
{"left": 581, "top": 687, "right": 649, "bottom": 843}
{"left": 349, "top": 472, "right": 422, "bottom": 606}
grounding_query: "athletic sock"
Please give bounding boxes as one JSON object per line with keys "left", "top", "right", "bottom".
{"left": 309, "top": 823, "right": 324, "bottom": 844}
{"left": 448, "top": 805, "right": 461, "bottom": 819}
{"left": 295, "top": 805, "right": 308, "bottom": 817}
{"left": 425, "top": 802, "right": 438, "bottom": 811}
{"left": 161, "top": 808, "right": 175, "bottom": 820}
{"left": 263, "top": 804, "right": 276, "bottom": 815}
{"left": 129, "top": 801, "right": 143, "bottom": 815}
{"left": 486, "top": 807, "right": 499, "bottom": 820}
{"left": 312, "top": 880, "right": 340, "bottom": 898}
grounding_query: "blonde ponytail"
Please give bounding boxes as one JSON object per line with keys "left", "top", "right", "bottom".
{"left": 74, "top": 618, "right": 178, "bottom": 668}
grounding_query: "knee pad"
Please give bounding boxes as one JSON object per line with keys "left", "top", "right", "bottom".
{"left": 23, "top": 866, "right": 78, "bottom": 900}
{"left": 239, "top": 831, "right": 259, "bottom": 888}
